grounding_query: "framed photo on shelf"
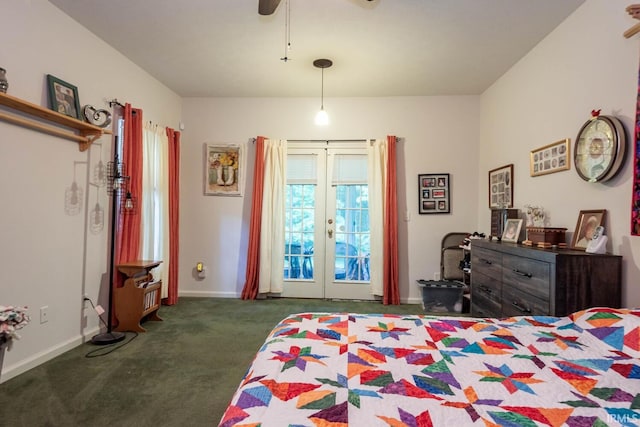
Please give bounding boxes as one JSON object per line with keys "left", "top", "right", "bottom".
{"left": 501, "top": 218, "right": 523, "bottom": 243}
{"left": 204, "top": 143, "right": 244, "bottom": 196}
{"left": 488, "top": 164, "right": 513, "bottom": 208}
{"left": 530, "top": 138, "right": 571, "bottom": 177}
{"left": 418, "top": 173, "right": 450, "bottom": 214}
{"left": 46, "top": 74, "right": 81, "bottom": 119}
{"left": 570, "top": 209, "right": 606, "bottom": 250}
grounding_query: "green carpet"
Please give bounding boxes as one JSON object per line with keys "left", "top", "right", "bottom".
{"left": 0, "top": 297, "right": 432, "bottom": 426}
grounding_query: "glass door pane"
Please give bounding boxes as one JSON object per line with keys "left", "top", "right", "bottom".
{"left": 325, "top": 149, "right": 373, "bottom": 300}
{"left": 281, "top": 149, "right": 325, "bottom": 298}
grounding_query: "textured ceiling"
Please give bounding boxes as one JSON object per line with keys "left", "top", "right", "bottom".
{"left": 49, "top": 0, "right": 585, "bottom": 97}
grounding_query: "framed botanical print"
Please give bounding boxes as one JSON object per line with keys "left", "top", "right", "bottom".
{"left": 418, "top": 173, "right": 450, "bottom": 214}
{"left": 204, "top": 143, "right": 243, "bottom": 196}
{"left": 488, "top": 164, "right": 513, "bottom": 208}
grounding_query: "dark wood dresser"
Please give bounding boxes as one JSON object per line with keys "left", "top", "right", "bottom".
{"left": 470, "top": 239, "right": 622, "bottom": 317}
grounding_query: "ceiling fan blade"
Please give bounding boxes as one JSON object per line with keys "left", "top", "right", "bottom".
{"left": 258, "top": 0, "right": 282, "bottom": 15}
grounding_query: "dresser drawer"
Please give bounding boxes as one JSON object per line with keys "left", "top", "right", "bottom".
{"left": 502, "top": 283, "right": 549, "bottom": 316}
{"left": 502, "top": 254, "right": 550, "bottom": 301}
{"left": 471, "top": 300, "right": 501, "bottom": 318}
{"left": 471, "top": 271, "right": 501, "bottom": 303}
{"left": 472, "top": 247, "right": 502, "bottom": 281}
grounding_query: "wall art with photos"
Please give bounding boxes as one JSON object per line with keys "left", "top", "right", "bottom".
{"left": 46, "top": 74, "right": 81, "bottom": 119}
{"left": 488, "top": 164, "right": 513, "bottom": 208}
{"left": 530, "top": 138, "right": 571, "bottom": 177}
{"left": 204, "top": 143, "right": 243, "bottom": 196}
{"left": 570, "top": 209, "right": 606, "bottom": 250}
{"left": 418, "top": 173, "right": 450, "bottom": 214}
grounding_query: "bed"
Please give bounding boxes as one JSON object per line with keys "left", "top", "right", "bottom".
{"left": 219, "top": 308, "right": 640, "bottom": 426}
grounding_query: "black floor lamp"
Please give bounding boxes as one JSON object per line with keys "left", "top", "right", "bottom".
{"left": 91, "top": 138, "right": 134, "bottom": 345}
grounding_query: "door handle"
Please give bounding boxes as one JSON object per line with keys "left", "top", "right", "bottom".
{"left": 328, "top": 229, "right": 333, "bottom": 238}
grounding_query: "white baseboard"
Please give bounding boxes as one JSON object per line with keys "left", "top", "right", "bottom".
{"left": 179, "top": 291, "right": 422, "bottom": 306}
{"left": 178, "top": 290, "right": 239, "bottom": 298}
{"left": 0, "top": 326, "right": 100, "bottom": 384}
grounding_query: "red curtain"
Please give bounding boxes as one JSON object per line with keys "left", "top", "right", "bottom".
{"left": 165, "top": 127, "right": 181, "bottom": 305}
{"left": 383, "top": 135, "right": 399, "bottom": 304}
{"left": 241, "top": 136, "right": 266, "bottom": 300}
{"left": 110, "top": 104, "right": 143, "bottom": 324}
{"left": 115, "top": 104, "right": 143, "bottom": 266}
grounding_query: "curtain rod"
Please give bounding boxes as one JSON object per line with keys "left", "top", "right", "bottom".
{"left": 250, "top": 138, "right": 403, "bottom": 143}
{"left": 108, "top": 98, "right": 125, "bottom": 108}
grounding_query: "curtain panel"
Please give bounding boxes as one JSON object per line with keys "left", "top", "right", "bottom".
{"left": 383, "top": 135, "right": 399, "bottom": 304}
{"left": 241, "top": 136, "right": 267, "bottom": 299}
{"left": 166, "top": 127, "right": 181, "bottom": 305}
{"left": 115, "top": 104, "right": 143, "bottom": 269}
{"left": 140, "top": 123, "right": 170, "bottom": 299}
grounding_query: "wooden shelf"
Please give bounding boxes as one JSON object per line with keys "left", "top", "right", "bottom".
{"left": 0, "top": 92, "right": 111, "bottom": 151}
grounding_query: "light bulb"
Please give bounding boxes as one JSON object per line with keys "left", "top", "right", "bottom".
{"left": 315, "top": 108, "right": 329, "bottom": 126}
{"left": 124, "top": 193, "right": 134, "bottom": 211}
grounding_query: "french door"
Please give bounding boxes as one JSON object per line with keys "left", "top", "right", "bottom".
{"left": 281, "top": 143, "right": 372, "bottom": 300}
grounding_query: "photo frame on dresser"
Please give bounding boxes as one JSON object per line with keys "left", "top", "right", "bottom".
{"left": 488, "top": 164, "right": 513, "bottom": 208}
{"left": 418, "top": 173, "right": 450, "bottom": 214}
{"left": 501, "top": 218, "right": 523, "bottom": 243}
{"left": 570, "top": 209, "right": 606, "bottom": 250}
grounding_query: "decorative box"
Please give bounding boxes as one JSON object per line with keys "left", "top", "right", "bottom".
{"left": 525, "top": 227, "right": 567, "bottom": 247}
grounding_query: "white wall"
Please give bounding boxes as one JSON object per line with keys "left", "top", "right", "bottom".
{"left": 0, "top": 0, "right": 181, "bottom": 382}
{"left": 478, "top": 0, "right": 640, "bottom": 307}
{"left": 180, "top": 96, "right": 480, "bottom": 303}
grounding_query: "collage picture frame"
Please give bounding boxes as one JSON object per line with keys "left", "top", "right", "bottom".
{"left": 418, "top": 173, "right": 450, "bottom": 214}
{"left": 530, "top": 138, "right": 571, "bottom": 177}
{"left": 488, "top": 164, "right": 513, "bottom": 208}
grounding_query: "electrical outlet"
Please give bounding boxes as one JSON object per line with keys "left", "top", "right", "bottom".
{"left": 40, "top": 306, "right": 49, "bottom": 324}
{"left": 433, "top": 272, "right": 441, "bottom": 281}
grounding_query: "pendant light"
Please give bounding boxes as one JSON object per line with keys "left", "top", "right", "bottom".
{"left": 313, "top": 59, "right": 332, "bottom": 126}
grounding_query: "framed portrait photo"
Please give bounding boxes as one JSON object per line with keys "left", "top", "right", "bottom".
{"left": 501, "top": 218, "right": 523, "bottom": 243}
{"left": 46, "top": 74, "right": 81, "bottom": 119}
{"left": 418, "top": 173, "right": 450, "bottom": 214}
{"left": 530, "top": 138, "right": 571, "bottom": 177}
{"left": 204, "top": 143, "right": 244, "bottom": 196}
{"left": 488, "top": 164, "right": 513, "bottom": 208}
{"left": 570, "top": 209, "right": 606, "bottom": 250}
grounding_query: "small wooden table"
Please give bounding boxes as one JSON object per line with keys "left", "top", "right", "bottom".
{"left": 114, "top": 260, "right": 163, "bottom": 332}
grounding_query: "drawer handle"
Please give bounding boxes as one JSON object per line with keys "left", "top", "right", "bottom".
{"left": 512, "top": 269, "right": 532, "bottom": 278}
{"left": 480, "top": 258, "right": 492, "bottom": 265}
{"left": 480, "top": 285, "right": 492, "bottom": 294}
{"left": 511, "top": 301, "right": 532, "bottom": 314}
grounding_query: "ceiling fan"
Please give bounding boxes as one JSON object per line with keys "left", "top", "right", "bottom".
{"left": 259, "top": 0, "right": 375, "bottom": 16}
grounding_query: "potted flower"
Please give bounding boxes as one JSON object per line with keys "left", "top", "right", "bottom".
{"left": 1, "top": 305, "right": 30, "bottom": 351}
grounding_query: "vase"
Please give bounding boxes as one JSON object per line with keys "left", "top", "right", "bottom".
{"left": 216, "top": 166, "right": 224, "bottom": 185}
{"left": 224, "top": 167, "right": 235, "bottom": 186}
{"left": 0, "top": 68, "right": 7, "bottom": 94}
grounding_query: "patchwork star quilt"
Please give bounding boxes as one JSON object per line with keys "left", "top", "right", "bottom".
{"left": 219, "top": 308, "right": 640, "bottom": 426}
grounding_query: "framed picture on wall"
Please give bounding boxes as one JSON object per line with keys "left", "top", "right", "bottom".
{"left": 204, "top": 143, "right": 244, "bottom": 196}
{"left": 530, "top": 138, "right": 571, "bottom": 177}
{"left": 488, "top": 164, "right": 513, "bottom": 208}
{"left": 418, "top": 173, "right": 450, "bottom": 214}
{"left": 46, "top": 74, "right": 81, "bottom": 119}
